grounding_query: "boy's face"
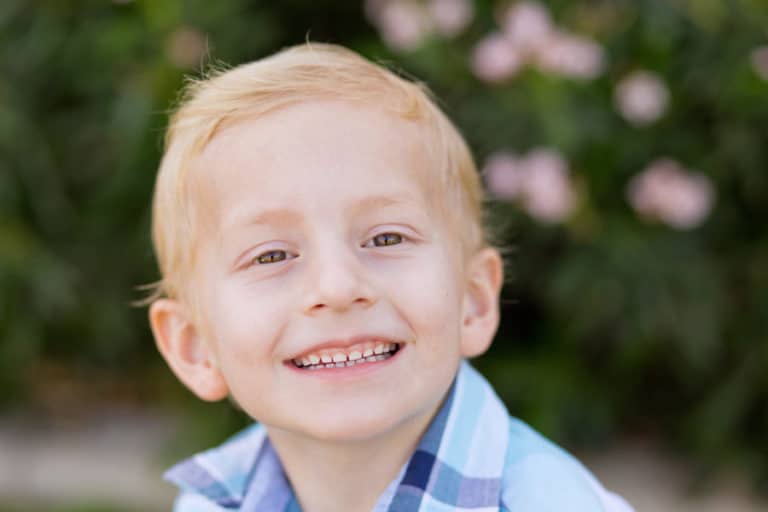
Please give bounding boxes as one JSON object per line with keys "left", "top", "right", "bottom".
{"left": 157, "top": 100, "right": 500, "bottom": 443}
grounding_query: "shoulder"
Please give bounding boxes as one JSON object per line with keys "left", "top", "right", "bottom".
{"left": 165, "top": 423, "right": 268, "bottom": 510}
{"left": 500, "top": 417, "right": 634, "bottom": 512}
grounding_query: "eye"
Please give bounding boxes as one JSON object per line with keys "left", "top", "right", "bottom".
{"left": 368, "top": 232, "right": 403, "bottom": 247}
{"left": 253, "top": 249, "right": 290, "bottom": 265}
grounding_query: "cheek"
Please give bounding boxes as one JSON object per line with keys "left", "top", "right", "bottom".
{"left": 205, "top": 278, "right": 289, "bottom": 360}
{"left": 375, "top": 252, "right": 464, "bottom": 335}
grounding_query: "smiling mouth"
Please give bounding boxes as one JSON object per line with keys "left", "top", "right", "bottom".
{"left": 291, "top": 342, "right": 402, "bottom": 370}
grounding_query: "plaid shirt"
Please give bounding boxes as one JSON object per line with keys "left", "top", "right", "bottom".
{"left": 166, "top": 361, "right": 633, "bottom": 511}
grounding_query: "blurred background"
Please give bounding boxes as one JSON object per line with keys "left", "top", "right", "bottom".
{"left": 1, "top": 0, "right": 767, "bottom": 510}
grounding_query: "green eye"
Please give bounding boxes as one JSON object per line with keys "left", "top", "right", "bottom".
{"left": 372, "top": 233, "right": 403, "bottom": 247}
{"left": 255, "top": 250, "right": 288, "bottom": 264}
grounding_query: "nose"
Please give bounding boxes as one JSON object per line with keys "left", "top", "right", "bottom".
{"left": 302, "top": 243, "right": 376, "bottom": 315}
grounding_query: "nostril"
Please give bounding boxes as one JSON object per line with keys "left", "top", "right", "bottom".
{"left": 306, "top": 293, "right": 375, "bottom": 314}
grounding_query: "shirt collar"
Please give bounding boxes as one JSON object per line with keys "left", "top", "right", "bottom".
{"left": 384, "top": 360, "right": 509, "bottom": 511}
{"left": 165, "top": 360, "right": 510, "bottom": 511}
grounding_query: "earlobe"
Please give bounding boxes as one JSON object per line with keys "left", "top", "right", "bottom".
{"left": 460, "top": 248, "right": 504, "bottom": 358}
{"left": 149, "top": 299, "right": 229, "bottom": 401}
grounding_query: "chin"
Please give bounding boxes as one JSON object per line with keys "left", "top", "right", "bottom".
{"left": 307, "top": 394, "right": 447, "bottom": 444}
{"left": 302, "top": 414, "right": 400, "bottom": 443}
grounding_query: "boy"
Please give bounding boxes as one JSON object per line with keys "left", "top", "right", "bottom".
{"left": 147, "top": 43, "right": 633, "bottom": 511}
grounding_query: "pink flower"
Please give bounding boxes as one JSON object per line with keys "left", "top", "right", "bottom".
{"left": 614, "top": 71, "right": 670, "bottom": 126}
{"left": 520, "top": 148, "right": 576, "bottom": 223}
{"left": 534, "top": 31, "right": 604, "bottom": 79}
{"left": 471, "top": 1, "right": 604, "bottom": 82}
{"left": 483, "top": 151, "right": 527, "bottom": 199}
{"left": 751, "top": 46, "right": 768, "bottom": 81}
{"left": 484, "top": 148, "right": 577, "bottom": 223}
{"left": 627, "top": 158, "right": 715, "bottom": 229}
{"left": 165, "top": 26, "right": 207, "bottom": 69}
{"left": 499, "top": 1, "right": 554, "bottom": 54}
{"left": 428, "top": 0, "right": 473, "bottom": 37}
{"left": 470, "top": 32, "right": 523, "bottom": 82}
{"left": 371, "top": 1, "right": 432, "bottom": 51}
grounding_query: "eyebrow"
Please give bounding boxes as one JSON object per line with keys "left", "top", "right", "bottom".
{"left": 223, "top": 207, "right": 302, "bottom": 230}
{"left": 349, "top": 194, "right": 421, "bottom": 214}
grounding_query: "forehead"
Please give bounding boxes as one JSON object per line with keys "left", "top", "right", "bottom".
{"left": 192, "top": 100, "right": 442, "bottom": 226}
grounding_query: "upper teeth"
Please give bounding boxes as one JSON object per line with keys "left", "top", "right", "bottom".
{"left": 293, "top": 342, "right": 398, "bottom": 368}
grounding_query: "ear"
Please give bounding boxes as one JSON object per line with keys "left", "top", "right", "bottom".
{"left": 149, "top": 299, "right": 229, "bottom": 401}
{"left": 460, "top": 247, "right": 504, "bottom": 358}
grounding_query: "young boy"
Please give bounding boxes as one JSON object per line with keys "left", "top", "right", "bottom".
{"left": 147, "top": 43, "right": 633, "bottom": 511}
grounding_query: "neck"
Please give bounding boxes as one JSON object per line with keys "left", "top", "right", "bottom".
{"left": 266, "top": 403, "right": 440, "bottom": 512}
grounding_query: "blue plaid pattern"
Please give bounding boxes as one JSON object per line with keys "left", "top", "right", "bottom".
{"left": 166, "top": 361, "right": 633, "bottom": 511}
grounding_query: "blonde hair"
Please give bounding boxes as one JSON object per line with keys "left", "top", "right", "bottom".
{"left": 147, "top": 42, "right": 487, "bottom": 309}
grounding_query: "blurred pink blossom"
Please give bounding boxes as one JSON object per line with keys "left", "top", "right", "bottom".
{"left": 614, "top": 71, "right": 670, "bottom": 125}
{"left": 534, "top": 31, "right": 604, "bottom": 79}
{"left": 371, "top": 1, "right": 432, "bottom": 51}
{"left": 484, "top": 148, "right": 576, "bottom": 223}
{"left": 520, "top": 148, "right": 576, "bottom": 223}
{"left": 428, "top": 0, "right": 473, "bottom": 37}
{"left": 165, "top": 26, "right": 207, "bottom": 69}
{"left": 499, "top": 1, "right": 553, "bottom": 53}
{"left": 627, "top": 158, "right": 715, "bottom": 229}
{"left": 471, "top": 32, "right": 523, "bottom": 82}
{"left": 750, "top": 46, "right": 768, "bottom": 81}
{"left": 470, "top": 1, "right": 604, "bottom": 81}
{"left": 483, "top": 151, "right": 527, "bottom": 199}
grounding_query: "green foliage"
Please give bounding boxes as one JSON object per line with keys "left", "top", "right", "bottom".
{"left": 1, "top": 0, "right": 767, "bottom": 481}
